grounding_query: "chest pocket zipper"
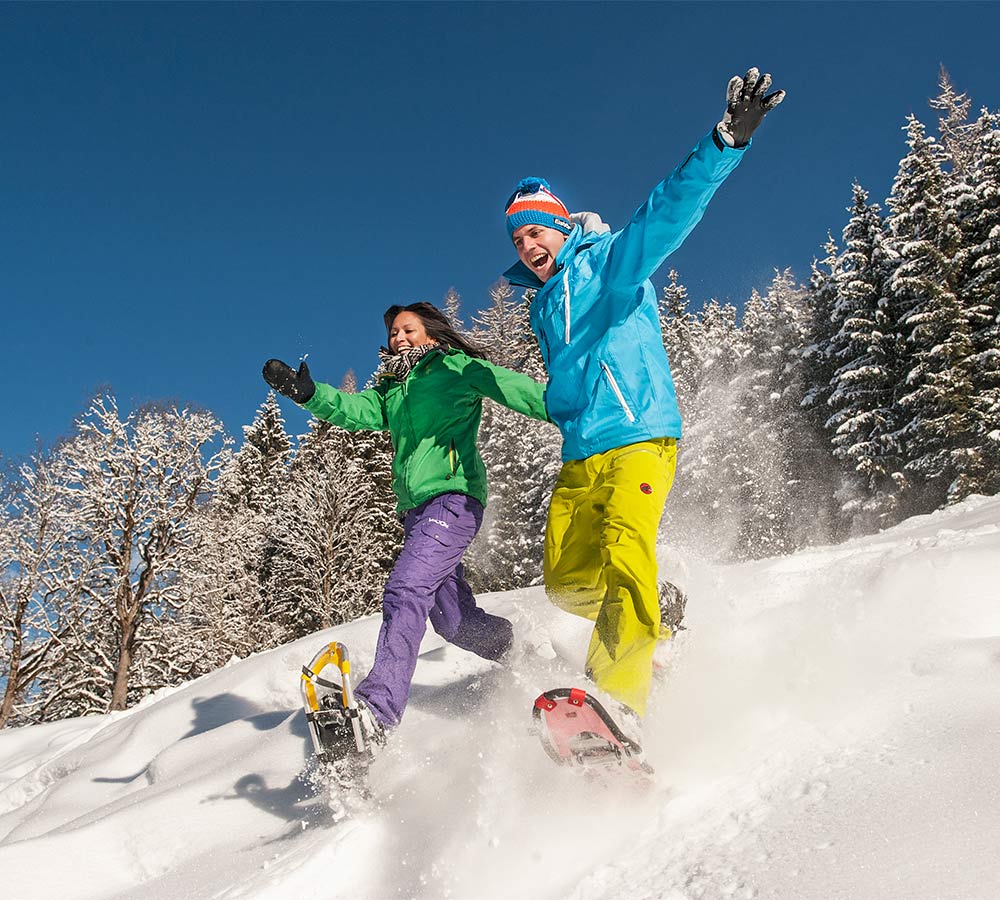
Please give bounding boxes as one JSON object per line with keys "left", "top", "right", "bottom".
{"left": 600, "top": 362, "right": 635, "bottom": 422}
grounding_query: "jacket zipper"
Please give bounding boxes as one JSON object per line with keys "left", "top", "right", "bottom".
{"left": 398, "top": 353, "right": 436, "bottom": 502}
{"left": 447, "top": 440, "right": 457, "bottom": 479}
{"left": 600, "top": 362, "right": 635, "bottom": 422}
{"left": 399, "top": 377, "right": 417, "bottom": 503}
{"left": 562, "top": 270, "right": 571, "bottom": 344}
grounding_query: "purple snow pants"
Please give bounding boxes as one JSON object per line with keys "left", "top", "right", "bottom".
{"left": 355, "top": 492, "right": 513, "bottom": 728}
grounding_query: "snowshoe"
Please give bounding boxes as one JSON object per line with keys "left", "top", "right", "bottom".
{"left": 300, "top": 642, "right": 385, "bottom": 788}
{"left": 532, "top": 687, "right": 654, "bottom": 779}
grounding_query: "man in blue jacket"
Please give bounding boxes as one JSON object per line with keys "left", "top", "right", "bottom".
{"left": 505, "top": 69, "right": 785, "bottom": 745}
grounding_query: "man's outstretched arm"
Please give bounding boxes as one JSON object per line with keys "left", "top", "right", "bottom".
{"left": 606, "top": 68, "right": 785, "bottom": 290}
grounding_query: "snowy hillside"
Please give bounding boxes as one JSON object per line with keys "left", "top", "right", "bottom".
{"left": 3, "top": 495, "right": 1000, "bottom": 900}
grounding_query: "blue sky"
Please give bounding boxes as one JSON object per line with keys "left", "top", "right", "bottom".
{"left": 3, "top": 2, "right": 999, "bottom": 459}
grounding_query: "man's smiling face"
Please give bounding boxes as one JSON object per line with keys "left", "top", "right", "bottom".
{"left": 512, "top": 223, "right": 568, "bottom": 284}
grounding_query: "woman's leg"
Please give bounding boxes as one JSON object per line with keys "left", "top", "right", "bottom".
{"left": 428, "top": 494, "right": 512, "bottom": 659}
{"left": 355, "top": 493, "right": 483, "bottom": 727}
{"left": 430, "top": 563, "right": 514, "bottom": 662}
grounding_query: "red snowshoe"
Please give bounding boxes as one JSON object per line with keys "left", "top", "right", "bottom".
{"left": 532, "top": 687, "right": 654, "bottom": 778}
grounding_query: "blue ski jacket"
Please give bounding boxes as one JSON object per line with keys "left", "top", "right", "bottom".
{"left": 504, "top": 129, "right": 746, "bottom": 462}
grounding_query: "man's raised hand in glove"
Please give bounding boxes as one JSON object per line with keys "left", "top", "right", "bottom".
{"left": 262, "top": 358, "right": 315, "bottom": 404}
{"left": 717, "top": 67, "right": 785, "bottom": 148}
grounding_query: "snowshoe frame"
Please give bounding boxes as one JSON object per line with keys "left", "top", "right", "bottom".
{"left": 301, "top": 641, "right": 366, "bottom": 759}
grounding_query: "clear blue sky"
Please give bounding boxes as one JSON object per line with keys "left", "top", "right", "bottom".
{"left": 3, "top": 2, "right": 999, "bottom": 459}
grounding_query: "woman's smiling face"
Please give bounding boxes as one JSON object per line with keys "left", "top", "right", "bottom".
{"left": 388, "top": 311, "right": 434, "bottom": 353}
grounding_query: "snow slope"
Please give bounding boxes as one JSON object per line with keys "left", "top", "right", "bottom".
{"left": 2, "top": 495, "right": 1000, "bottom": 900}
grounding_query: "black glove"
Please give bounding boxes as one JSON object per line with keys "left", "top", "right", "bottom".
{"left": 262, "top": 358, "right": 315, "bottom": 403}
{"left": 717, "top": 67, "right": 785, "bottom": 148}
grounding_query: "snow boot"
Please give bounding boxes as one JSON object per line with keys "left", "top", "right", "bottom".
{"left": 314, "top": 692, "right": 386, "bottom": 761}
{"left": 653, "top": 581, "right": 689, "bottom": 676}
{"left": 657, "top": 580, "right": 688, "bottom": 639}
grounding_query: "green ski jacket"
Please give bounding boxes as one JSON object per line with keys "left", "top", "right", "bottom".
{"left": 303, "top": 348, "right": 550, "bottom": 512}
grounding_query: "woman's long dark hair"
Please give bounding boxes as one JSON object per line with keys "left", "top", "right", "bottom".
{"left": 383, "top": 302, "right": 488, "bottom": 360}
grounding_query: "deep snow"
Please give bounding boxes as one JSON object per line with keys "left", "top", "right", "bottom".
{"left": 2, "top": 495, "right": 1000, "bottom": 900}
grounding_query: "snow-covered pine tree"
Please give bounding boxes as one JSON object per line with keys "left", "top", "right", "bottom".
{"left": 928, "top": 77, "right": 992, "bottom": 502}
{"left": 658, "top": 271, "right": 728, "bottom": 551}
{"left": 178, "top": 393, "right": 292, "bottom": 667}
{"left": 341, "top": 369, "right": 402, "bottom": 606}
{"left": 471, "top": 279, "right": 520, "bottom": 367}
{"left": 728, "top": 272, "right": 828, "bottom": 557}
{"left": 824, "top": 183, "right": 908, "bottom": 526}
{"left": 777, "top": 284, "right": 851, "bottom": 546}
{"left": 958, "top": 108, "right": 1000, "bottom": 497}
{"left": 739, "top": 286, "right": 790, "bottom": 556}
{"left": 799, "top": 234, "right": 842, "bottom": 422}
{"left": 658, "top": 269, "right": 701, "bottom": 405}
{"left": 266, "top": 409, "right": 393, "bottom": 642}
{"left": 886, "top": 115, "right": 978, "bottom": 510}
{"left": 466, "top": 282, "right": 560, "bottom": 589}
{"left": 443, "top": 286, "right": 464, "bottom": 331}
{"left": 929, "top": 66, "right": 976, "bottom": 179}
{"left": 215, "top": 392, "right": 292, "bottom": 519}
{"left": 660, "top": 297, "right": 745, "bottom": 556}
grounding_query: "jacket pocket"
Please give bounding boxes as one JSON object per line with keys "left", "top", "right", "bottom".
{"left": 539, "top": 329, "right": 552, "bottom": 365}
{"left": 600, "top": 361, "right": 635, "bottom": 423}
{"left": 418, "top": 493, "right": 480, "bottom": 546}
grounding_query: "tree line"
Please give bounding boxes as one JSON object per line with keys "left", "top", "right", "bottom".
{"left": 2, "top": 72, "right": 997, "bottom": 727}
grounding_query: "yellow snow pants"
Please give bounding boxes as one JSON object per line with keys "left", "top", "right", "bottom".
{"left": 543, "top": 437, "right": 677, "bottom": 717}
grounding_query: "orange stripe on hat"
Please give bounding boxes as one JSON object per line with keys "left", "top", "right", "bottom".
{"left": 506, "top": 198, "right": 570, "bottom": 218}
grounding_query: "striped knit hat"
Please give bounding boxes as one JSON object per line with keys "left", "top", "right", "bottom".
{"left": 505, "top": 177, "right": 574, "bottom": 237}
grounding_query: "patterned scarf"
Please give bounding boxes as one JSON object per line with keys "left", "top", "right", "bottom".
{"left": 377, "top": 343, "right": 441, "bottom": 381}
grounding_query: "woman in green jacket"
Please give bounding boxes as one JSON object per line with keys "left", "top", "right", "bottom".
{"left": 263, "top": 302, "right": 549, "bottom": 750}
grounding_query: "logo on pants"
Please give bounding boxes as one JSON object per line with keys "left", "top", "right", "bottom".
{"left": 640, "top": 483, "right": 653, "bottom": 495}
